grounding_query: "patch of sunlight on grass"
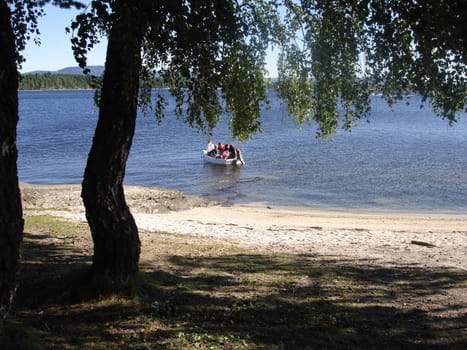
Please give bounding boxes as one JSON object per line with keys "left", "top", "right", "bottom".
{"left": 25, "top": 215, "right": 89, "bottom": 237}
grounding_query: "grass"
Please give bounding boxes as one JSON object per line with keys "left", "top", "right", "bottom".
{"left": 1, "top": 215, "right": 466, "bottom": 349}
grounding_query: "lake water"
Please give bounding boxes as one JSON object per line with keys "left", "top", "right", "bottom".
{"left": 17, "top": 90, "right": 467, "bottom": 214}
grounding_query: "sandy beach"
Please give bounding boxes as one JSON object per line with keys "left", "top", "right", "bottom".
{"left": 20, "top": 183, "right": 467, "bottom": 271}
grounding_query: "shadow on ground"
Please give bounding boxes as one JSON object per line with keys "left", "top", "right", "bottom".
{"left": 4, "top": 230, "right": 467, "bottom": 349}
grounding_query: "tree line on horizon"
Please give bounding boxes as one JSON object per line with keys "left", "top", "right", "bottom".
{"left": 19, "top": 73, "right": 167, "bottom": 90}
{"left": 19, "top": 73, "right": 93, "bottom": 90}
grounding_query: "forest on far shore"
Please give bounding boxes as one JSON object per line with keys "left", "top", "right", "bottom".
{"left": 19, "top": 73, "right": 168, "bottom": 90}
{"left": 19, "top": 73, "right": 94, "bottom": 90}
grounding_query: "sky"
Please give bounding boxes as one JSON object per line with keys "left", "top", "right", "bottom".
{"left": 20, "top": 4, "right": 279, "bottom": 77}
{"left": 20, "top": 4, "right": 106, "bottom": 73}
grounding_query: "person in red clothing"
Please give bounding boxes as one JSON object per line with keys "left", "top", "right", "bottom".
{"left": 220, "top": 144, "right": 230, "bottom": 159}
{"left": 217, "top": 142, "right": 225, "bottom": 158}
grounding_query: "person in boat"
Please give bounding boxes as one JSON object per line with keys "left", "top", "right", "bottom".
{"left": 208, "top": 145, "right": 217, "bottom": 157}
{"left": 216, "top": 142, "right": 226, "bottom": 158}
{"left": 207, "top": 141, "right": 218, "bottom": 157}
{"left": 227, "top": 144, "right": 238, "bottom": 161}
{"left": 220, "top": 144, "right": 230, "bottom": 159}
{"left": 207, "top": 140, "right": 215, "bottom": 152}
{"left": 230, "top": 145, "right": 246, "bottom": 165}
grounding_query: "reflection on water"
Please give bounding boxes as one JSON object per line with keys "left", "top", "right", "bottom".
{"left": 204, "top": 163, "right": 242, "bottom": 179}
{"left": 202, "top": 164, "right": 242, "bottom": 203}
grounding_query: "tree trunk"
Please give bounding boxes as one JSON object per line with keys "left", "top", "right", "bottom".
{"left": 0, "top": 0, "right": 24, "bottom": 325}
{"left": 81, "top": 2, "right": 144, "bottom": 280}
